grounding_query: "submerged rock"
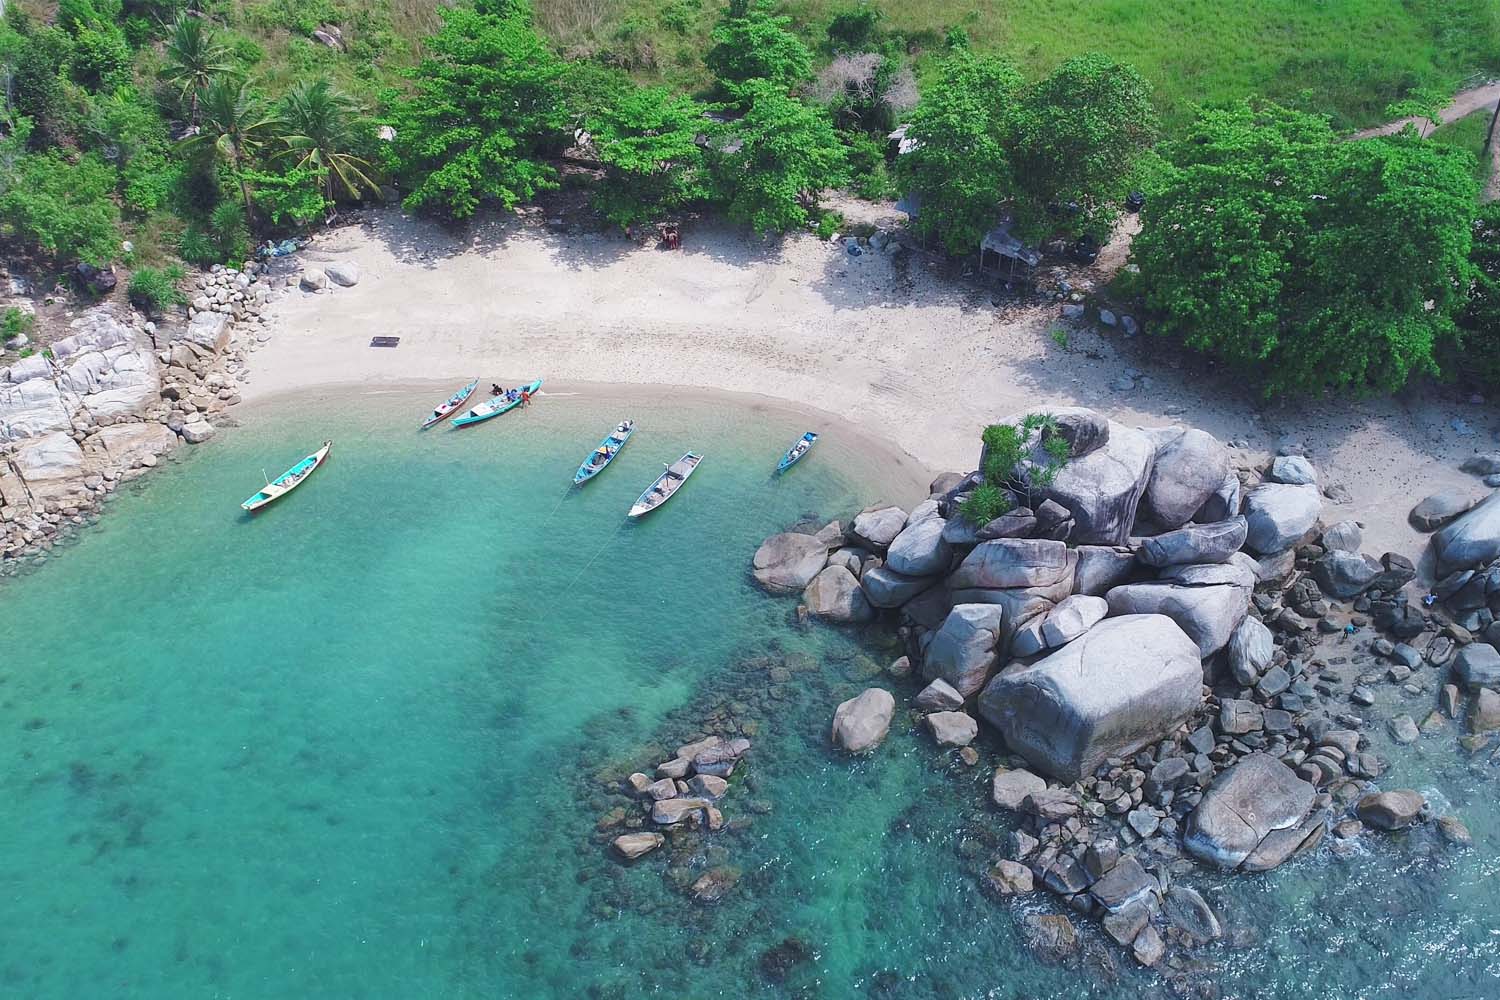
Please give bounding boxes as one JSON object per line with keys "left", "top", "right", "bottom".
{"left": 752, "top": 532, "right": 830, "bottom": 592}
{"left": 802, "top": 565, "right": 874, "bottom": 622}
{"left": 612, "top": 832, "right": 665, "bottom": 860}
{"left": 831, "top": 688, "right": 895, "bottom": 753}
{"left": 925, "top": 710, "right": 978, "bottom": 747}
{"left": 1355, "top": 790, "right": 1426, "bottom": 830}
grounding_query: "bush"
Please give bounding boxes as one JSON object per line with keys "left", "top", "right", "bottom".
{"left": 127, "top": 265, "right": 186, "bottom": 313}
{"left": 178, "top": 228, "right": 217, "bottom": 266}
{"left": 2, "top": 306, "right": 36, "bottom": 341}
{"left": 208, "top": 200, "right": 251, "bottom": 262}
{"left": 960, "top": 483, "right": 1011, "bottom": 526}
{"left": 0, "top": 135, "right": 121, "bottom": 265}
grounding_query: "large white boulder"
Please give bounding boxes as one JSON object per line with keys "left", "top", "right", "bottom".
{"left": 1434, "top": 491, "right": 1500, "bottom": 575}
{"left": 832, "top": 688, "right": 895, "bottom": 753}
{"left": 885, "top": 516, "right": 952, "bottom": 576}
{"left": 11, "top": 431, "right": 96, "bottom": 501}
{"left": 1243, "top": 482, "right": 1321, "bottom": 555}
{"left": 924, "top": 603, "right": 1006, "bottom": 696}
{"left": 752, "top": 532, "right": 830, "bottom": 592}
{"left": 977, "top": 614, "right": 1203, "bottom": 782}
{"left": 1140, "top": 427, "right": 1230, "bottom": 529}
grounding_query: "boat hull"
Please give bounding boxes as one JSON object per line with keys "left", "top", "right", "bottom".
{"left": 451, "top": 378, "right": 543, "bottom": 427}
{"left": 420, "top": 377, "right": 480, "bottom": 429}
{"left": 777, "top": 432, "right": 819, "bottom": 473}
{"left": 241, "top": 441, "right": 333, "bottom": 511}
{"left": 574, "top": 421, "right": 635, "bottom": 485}
{"left": 628, "top": 452, "right": 702, "bottom": 517}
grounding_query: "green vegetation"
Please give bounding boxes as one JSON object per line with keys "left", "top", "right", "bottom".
{"left": 2, "top": 306, "right": 36, "bottom": 341}
{"left": 127, "top": 264, "right": 186, "bottom": 313}
{"left": 1431, "top": 109, "right": 1497, "bottom": 187}
{"left": 1455, "top": 203, "right": 1500, "bottom": 383}
{"left": 960, "top": 414, "right": 1070, "bottom": 525}
{"left": 534, "top": 0, "right": 1498, "bottom": 130}
{"left": 1134, "top": 102, "right": 1479, "bottom": 397}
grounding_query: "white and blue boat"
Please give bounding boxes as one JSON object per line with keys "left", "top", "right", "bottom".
{"left": 420, "top": 376, "right": 480, "bottom": 429}
{"left": 776, "top": 431, "right": 818, "bottom": 473}
{"left": 451, "top": 378, "right": 542, "bottom": 428}
{"left": 574, "top": 420, "right": 634, "bottom": 485}
{"left": 241, "top": 441, "right": 332, "bottom": 512}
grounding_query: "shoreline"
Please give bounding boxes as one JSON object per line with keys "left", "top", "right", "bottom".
{"left": 233, "top": 377, "right": 939, "bottom": 507}
{"left": 244, "top": 208, "right": 1496, "bottom": 563}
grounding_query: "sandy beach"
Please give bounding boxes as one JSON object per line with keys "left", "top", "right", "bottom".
{"left": 247, "top": 207, "right": 1495, "bottom": 565}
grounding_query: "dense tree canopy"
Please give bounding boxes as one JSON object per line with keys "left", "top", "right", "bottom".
{"left": 705, "top": 0, "right": 812, "bottom": 100}
{"left": 383, "top": 2, "right": 567, "bottom": 218}
{"left": 714, "top": 80, "right": 848, "bottom": 234}
{"left": 894, "top": 52, "right": 1022, "bottom": 255}
{"left": 586, "top": 86, "right": 709, "bottom": 229}
{"left": 1009, "top": 54, "right": 1158, "bottom": 238}
{"left": 1134, "top": 102, "right": 1478, "bottom": 396}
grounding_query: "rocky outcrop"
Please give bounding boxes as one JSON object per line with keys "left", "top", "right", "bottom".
{"left": 851, "top": 504, "right": 907, "bottom": 551}
{"left": 832, "top": 688, "right": 896, "bottom": 752}
{"left": 1104, "top": 556, "right": 1255, "bottom": 657}
{"left": 1140, "top": 427, "right": 1230, "bottom": 529}
{"left": 752, "top": 531, "right": 830, "bottom": 592}
{"left": 1243, "top": 482, "right": 1321, "bottom": 555}
{"left": 924, "top": 604, "right": 1006, "bottom": 697}
{"left": 1137, "top": 517, "right": 1247, "bottom": 567}
{"left": 977, "top": 614, "right": 1203, "bottom": 782}
{"left": 1434, "top": 491, "right": 1500, "bottom": 575}
{"left": 803, "top": 565, "right": 874, "bottom": 622}
{"left": 1183, "top": 754, "right": 1322, "bottom": 871}
{"left": 1033, "top": 420, "right": 1155, "bottom": 545}
{"left": 948, "top": 538, "right": 1076, "bottom": 592}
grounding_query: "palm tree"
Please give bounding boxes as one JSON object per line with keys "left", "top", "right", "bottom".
{"left": 278, "top": 79, "right": 381, "bottom": 204}
{"left": 181, "top": 76, "right": 275, "bottom": 226}
{"left": 161, "top": 14, "right": 231, "bottom": 124}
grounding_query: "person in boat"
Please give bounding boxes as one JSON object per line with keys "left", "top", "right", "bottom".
{"left": 505, "top": 389, "right": 517, "bottom": 402}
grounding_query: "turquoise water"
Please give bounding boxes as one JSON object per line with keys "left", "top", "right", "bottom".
{"left": 1, "top": 387, "right": 1498, "bottom": 999}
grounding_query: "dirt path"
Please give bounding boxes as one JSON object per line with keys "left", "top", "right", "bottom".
{"left": 1348, "top": 81, "right": 1500, "bottom": 139}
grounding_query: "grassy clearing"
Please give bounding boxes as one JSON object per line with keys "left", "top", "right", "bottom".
{"left": 1430, "top": 107, "right": 1496, "bottom": 189}
{"left": 537, "top": 0, "right": 1500, "bottom": 130}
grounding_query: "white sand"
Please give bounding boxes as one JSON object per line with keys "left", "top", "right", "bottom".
{"left": 246, "top": 208, "right": 1495, "bottom": 565}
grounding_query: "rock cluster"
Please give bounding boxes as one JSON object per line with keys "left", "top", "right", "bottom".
{"left": 607, "top": 735, "right": 751, "bottom": 863}
{"left": 755, "top": 405, "right": 1477, "bottom": 972}
{"left": 0, "top": 262, "right": 288, "bottom": 566}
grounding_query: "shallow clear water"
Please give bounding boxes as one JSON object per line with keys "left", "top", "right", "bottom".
{"left": 1, "top": 388, "right": 1497, "bottom": 999}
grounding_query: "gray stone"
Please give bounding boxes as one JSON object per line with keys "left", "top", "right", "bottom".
{"left": 803, "top": 565, "right": 874, "bottom": 623}
{"left": 612, "top": 832, "right": 665, "bottom": 859}
{"left": 1038, "top": 420, "right": 1155, "bottom": 544}
{"left": 1461, "top": 453, "right": 1500, "bottom": 475}
{"left": 181, "top": 418, "right": 215, "bottom": 444}
{"left": 1227, "top": 616, "right": 1274, "bottom": 686}
{"left": 914, "top": 678, "right": 965, "bottom": 711}
{"left": 323, "top": 261, "right": 360, "bottom": 286}
{"left": 651, "top": 797, "right": 713, "bottom": 825}
{"left": 1074, "top": 545, "right": 1137, "bottom": 596}
{"left": 851, "top": 504, "right": 908, "bottom": 551}
{"left": 1102, "top": 899, "right": 1152, "bottom": 946}
{"left": 1354, "top": 790, "right": 1425, "bottom": 830}
{"left": 1138, "top": 517, "right": 1247, "bottom": 567}
{"left": 1437, "top": 815, "right": 1473, "bottom": 847}
{"left": 1039, "top": 594, "right": 1108, "bottom": 647}
{"left": 986, "top": 859, "right": 1034, "bottom": 894}
{"left": 831, "top": 688, "right": 896, "bottom": 753}
{"left": 1219, "top": 698, "right": 1263, "bottom": 735}
{"left": 1269, "top": 455, "right": 1318, "bottom": 486}
{"left": 948, "top": 538, "right": 1077, "bottom": 591}
{"left": 1410, "top": 491, "right": 1479, "bottom": 532}
{"left": 859, "top": 564, "right": 937, "bottom": 608}
{"left": 1321, "top": 520, "right": 1363, "bottom": 553}
{"left": 1471, "top": 687, "right": 1500, "bottom": 733}
{"left": 926, "top": 710, "right": 978, "bottom": 747}
{"left": 1163, "top": 886, "right": 1222, "bottom": 943}
{"left": 1184, "top": 754, "right": 1317, "bottom": 870}
{"left": 885, "top": 516, "right": 953, "bottom": 576}
{"left": 299, "top": 269, "right": 328, "bottom": 292}
{"left": 752, "top": 532, "right": 829, "bottom": 592}
{"left": 1244, "top": 483, "right": 1322, "bottom": 555}
{"left": 991, "top": 767, "right": 1047, "bottom": 810}
{"left": 1196, "top": 469, "right": 1243, "bottom": 523}
{"left": 1387, "top": 715, "right": 1419, "bottom": 744}
{"left": 1105, "top": 555, "right": 1255, "bottom": 657}
{"left": 1131, "top": 924, "right": 1165, "bottom": 967}
{"left": 976, "top": 509, "right": 1038, "bottom": 540}
{"left": 924, "top": 604, "right": 1006, "bottom": 697}
{"left": 1454, "top": 644, "right": 1500, "bottom": 689}
{"left": 1141, "top": 427, "right": 1230, "bottom": 530}
{"left": 977, "top": 614, "right": 1204, "bottom": 782}
{"left": 1434, "top": 491, "right": 1500, "bottom": 575}
{"left": 1022, "top": 914, "right": 1078, "bottom": 962}
{"left": 1312, "top": 550, "right": 1383, "bottom": 599}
